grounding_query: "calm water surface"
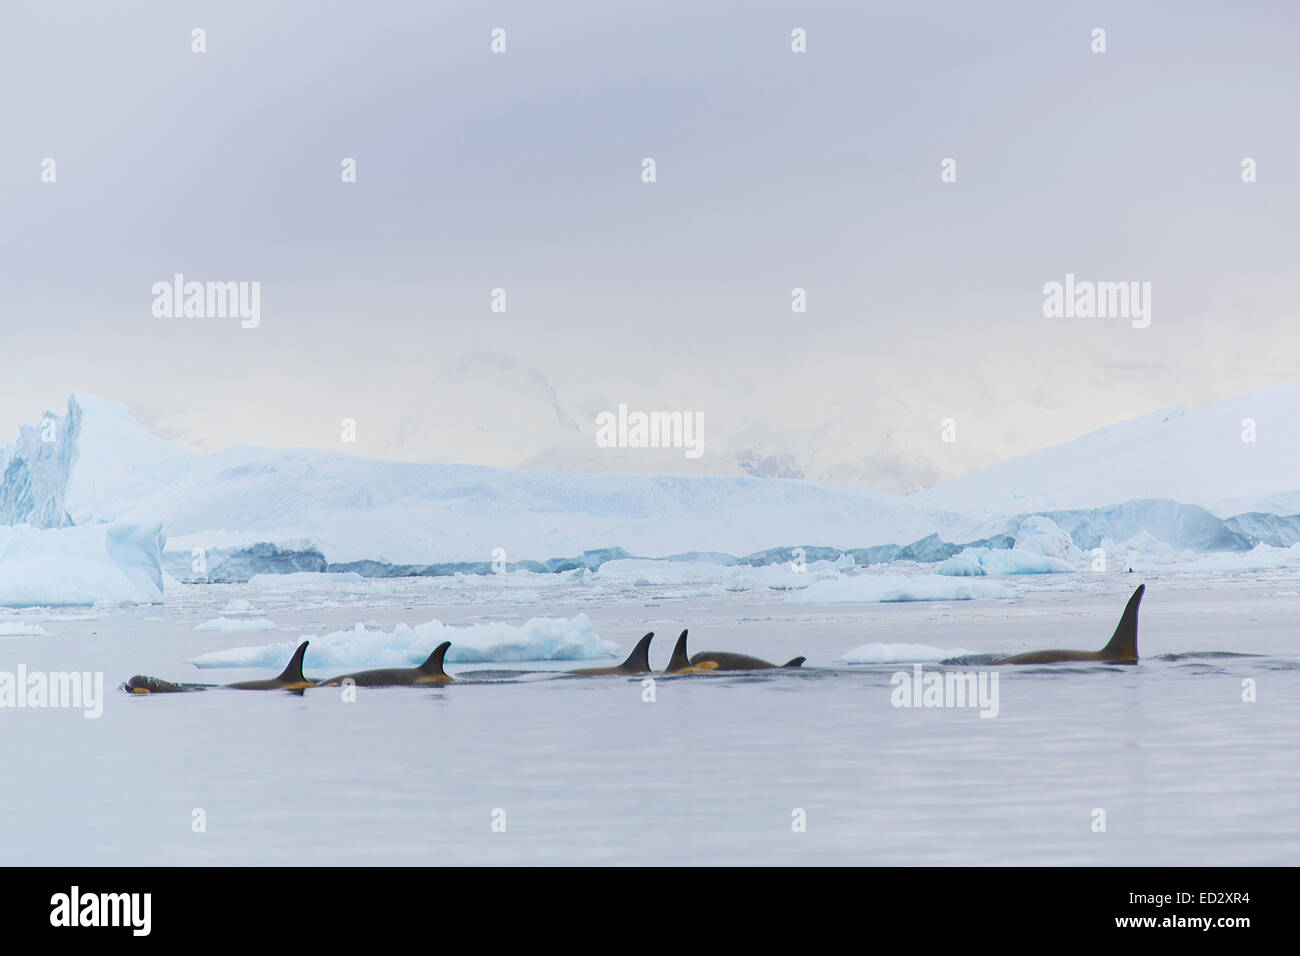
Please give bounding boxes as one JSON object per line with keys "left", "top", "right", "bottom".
{"left": 2, "top": 571, "right": 1297, "bottom": 864}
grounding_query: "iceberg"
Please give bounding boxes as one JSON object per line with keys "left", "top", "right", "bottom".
{"left": 935, "top": 547, "right": 1073, "bottom": 577}
{"left": 1011, "top": 516, "right": 1080, "bottom": 560}
{"left": 0, "top": 521, "right": 165, "bottom": 607}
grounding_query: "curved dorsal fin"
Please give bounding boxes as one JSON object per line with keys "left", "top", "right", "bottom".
{"left": 1101, "top": 584, "right": 1144, "bottom": 661}
{"left": 782, "top": 656, "right": 806, "bottom": 668}
{"left": 276, "top": 641, "right": 310, "bottom": 684}
{"left": 620, "top": 632, "right": 653, "bottom": 672}
{"left": 666, "top": 630, "right": 690, "bottom": 672}
{"left": 419, "top": 641, "right": 452, "bottom": 676}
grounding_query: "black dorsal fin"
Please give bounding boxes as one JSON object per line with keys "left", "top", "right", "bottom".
{"left": 276, "top": 641, "right": 310, "bottom": 684}
{"left": 1101, "top": 584, "right": 1144, "bottom": 661}
{"left": 666, "top": 630, "right": 690, "bottom": 672}
{"left": 419, "top": 641, "right": 452, "bottom": 676}
{"left": 782, "top": 656, "right": 806, "bottom": 668}
{"left": 620, "top": 632, "right": 653, "bottom": 672}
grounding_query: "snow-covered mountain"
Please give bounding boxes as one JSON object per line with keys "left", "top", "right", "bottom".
{"left": 914, "top": 383, "right": 1300, "bottom": 518}
{"left": 372, "top": 350, "right": 987, "bottom": 491}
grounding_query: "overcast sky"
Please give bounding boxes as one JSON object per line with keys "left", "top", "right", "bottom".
{"left": 2, "top": 0, "right": 1298, "bottom": 491}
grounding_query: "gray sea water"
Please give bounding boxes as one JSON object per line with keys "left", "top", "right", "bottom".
{"left": 2, "top": 570, "right": 1298, "bottom": 865}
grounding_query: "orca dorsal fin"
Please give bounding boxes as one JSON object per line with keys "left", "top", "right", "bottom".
{"left": 419, "top": 641, "right": 451, "bottom": 677}
{"left": 1101, "top": 584, "right": 1144, "bottom": 661}
{"left": 666, "top": 630, "right": 690, "bottom": 672}
{"left": 276, "top": 641, "right": 310, "bottom": 684}
{"left": 620, "top": 633, "right": 653, "bottom": 672}
{"left": 782, "top": 656, "right": 806, "bottom": 668}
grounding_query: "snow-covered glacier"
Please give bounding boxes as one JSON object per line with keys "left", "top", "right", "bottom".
{"left": 3, "top": 390, "right": 1300, "bottom": 601}
{"left": 1, "top": 394, "right": 990, "bottom": 581}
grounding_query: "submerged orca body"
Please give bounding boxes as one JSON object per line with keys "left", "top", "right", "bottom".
{"left": 663, "top": 629, "right": 805, "bottom": 674}
{"left": 691, "top": 651, "right": 807, "bottom": 671}
{"left": 123, "top": 641, "right": 315, "bottom": 693}
{"left": 996, "top": 584, "right": 1145, "bottom": 665}
{"left": 319, "top": 642, "right": 453, "bottom": 687}
{"left": 566, "top": 633, "right": 654, "bottom": 676}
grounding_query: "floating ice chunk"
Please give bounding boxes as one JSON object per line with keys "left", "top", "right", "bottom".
{"left": 934, "top": 549, "right": 987, "bottom": 576}
{"left": 1181, "top": 542, "right": 1300, "bottom": 571}
{"left": 783, "top": 574, "right": 1013, "bottom": 604}
{"left": 935, "top": 546, "right": 1073, "bottom": 576}
{"left": 1012, "top": 516, "right": 1081, "bottom": 560}
{"left": 188, "top": 613, "right": 616, "bottom": 669}
{"left": 219, "top": 599, "right": 265, "bottom": 615}
{"left": 193, "top": 617, "right": 278, "bottom": 632}
{"left": 0, "top": 622, "right": 48, "bottom": 638}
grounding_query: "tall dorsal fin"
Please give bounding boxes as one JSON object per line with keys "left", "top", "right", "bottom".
{"left": 276, "top": 641, "right": 310, "bottom": 684}
{"left": 666, "top": 630, "right": 690, "bottom": 672}
{"left": 419, "top": 641, "right": 452, "bottom": 677}
{"left": 1101, "top": 584, "right": 1144, "bottom": 662}
{"left": 782, "top": 656, "right": 806, "bottom": 668}
{"left": 620, "top": 633, "right": 654, "bottom": 672}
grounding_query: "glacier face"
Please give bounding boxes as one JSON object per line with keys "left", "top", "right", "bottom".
{"left": 0, "top": 395, "right": 81, "bottom": 529}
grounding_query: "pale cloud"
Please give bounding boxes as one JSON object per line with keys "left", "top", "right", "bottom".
{"left": 2, "top": 1, "right": 1297, "bottom": 490}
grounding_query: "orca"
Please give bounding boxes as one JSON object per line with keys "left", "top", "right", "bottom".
{"left": 319, "top": 641, "right": 453, "bottom": 687}
{"left": 120, "top": 676, "right": 212, "bottom": 694}
{"left": 994, "top": 584, "right": 1144, "bottom": 665}
{"left": 691, "top": 650, "right": 807, "bottom": 671}
{"left": 123, "top": 641, "right": 315, "bottom": 693}
{"left": 663, "top": 629, "right": 805, "bottom": 673}
{"left": 566, "top": 633, "right": 654, "bottom": 676}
